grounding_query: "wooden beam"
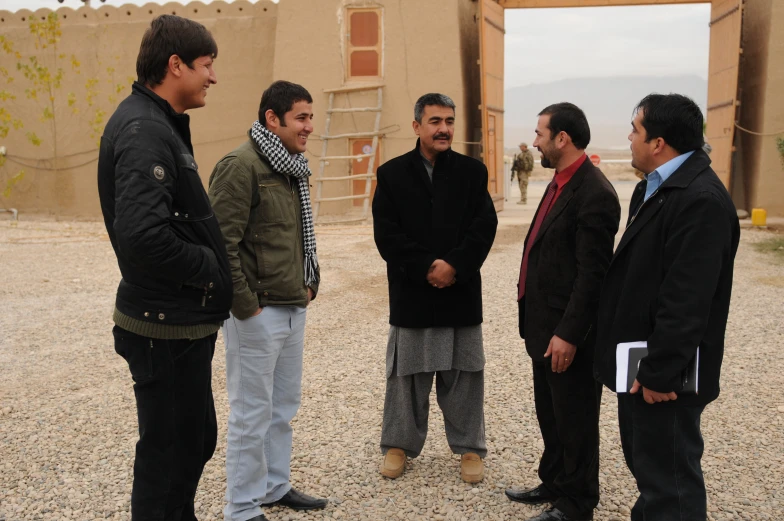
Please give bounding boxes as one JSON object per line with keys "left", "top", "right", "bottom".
{"left": 318, "top": 174, "right": 377, "bottom": 182}
{"left": 499, "top": 0, "right": 707, "bottom": 8}
{"left": 323, "top": 83, "right": 385, "bottom": 94}
{"left": 326, "top": 107, "right": 382, "bottom": 114}
{"left": 318, "top": 131, "right": 386, "bottom": 140}
{"left": 318, "top": 154, "right": 374, "bottom": 161}
{"left": 314, "top": 193, "right": 372, "bottom": 202}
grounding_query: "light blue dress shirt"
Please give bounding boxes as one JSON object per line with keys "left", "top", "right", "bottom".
{"left": 644, "top": 150, "right": 695, "bottom": 202}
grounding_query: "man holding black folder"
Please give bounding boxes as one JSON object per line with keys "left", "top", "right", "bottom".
{"left": 594, "top": 94, "right": 740, "bottom": 521}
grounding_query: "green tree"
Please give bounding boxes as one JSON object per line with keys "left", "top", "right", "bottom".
{"left": 0, "top": 34, "right": 27, "bottom": 197}
{"left": 0, "top": 13, "right": 79, "bottom": 196}
{"left": 0, "top": 13, "right": 132, "bottom": 198}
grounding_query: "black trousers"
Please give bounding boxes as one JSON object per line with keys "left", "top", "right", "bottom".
{"left": 532, "top": 356, "right": 602, "bottom": 519}
{"left": 113, "top": 326, "right": 218, "bottom": 521}
{"left": 618, "top": 393, "right": 707, "bottom": 521}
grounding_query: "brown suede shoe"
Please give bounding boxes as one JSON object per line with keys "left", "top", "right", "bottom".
{"left": 460, "top": 453, "right": 484, "bottom": 483}
{"left": 380, "top": 448, "right": 406, "bottom": 479}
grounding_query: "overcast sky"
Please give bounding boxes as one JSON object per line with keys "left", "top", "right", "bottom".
{"left": 505, "top": 4, "right": 711, "bottom": 87}
{"left": 2, "top": 0, "right": 710, "bottom": 88}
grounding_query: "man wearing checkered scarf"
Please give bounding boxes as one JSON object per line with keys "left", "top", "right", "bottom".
{"left": 208, "top": 81, "right": 326, "bottom": 521}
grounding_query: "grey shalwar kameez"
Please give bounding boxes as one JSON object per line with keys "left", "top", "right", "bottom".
{"left": 379, "top": 153, "right": 487, "bottom": 459}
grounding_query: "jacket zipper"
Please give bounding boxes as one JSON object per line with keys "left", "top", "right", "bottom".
{"left": 626, "top": 188, "right": 661, "bottom": 229}
{"left": 291, "top": 180, "right": 306, "bottom": 297}
{"left": 583, "top": 324, "right": 593, "bottom": 342}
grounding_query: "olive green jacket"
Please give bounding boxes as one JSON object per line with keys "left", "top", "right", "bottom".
{"left": 208, "top": 138, "right": 319, "bottom": 319}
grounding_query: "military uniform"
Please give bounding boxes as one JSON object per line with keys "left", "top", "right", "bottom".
{"left": 511, "top": 147, "right": 534, "bottom": 204}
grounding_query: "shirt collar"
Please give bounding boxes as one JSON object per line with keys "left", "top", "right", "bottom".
{"left": 553, "top": 153, "right": 587, "bottom": 189}
{"left": 645, "top": 150, "right": 695, "bottom": 186}
{"left": 419, "top": 149, "right": 434, "bottom": 167}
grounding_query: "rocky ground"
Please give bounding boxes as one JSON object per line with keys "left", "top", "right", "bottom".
{"left": 0, "top": 213, "right": 782, "bottom": 521}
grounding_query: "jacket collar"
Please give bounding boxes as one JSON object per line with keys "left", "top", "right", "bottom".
{"left": 132, "top": 82, "right": 193, "bottom": 152}
{"left": 527, "top": 159, "right": 590, "bottom": 249}
{"left": 627, "top": 149, "right": 712, "bottom": 228}
{"left": 406, "top": 139, "right": 455, "bottom": 195}
{"left": 613, "top": 148, "right": 712, "bottom": 260}
{"left": 132, "top": 81, "right": 186, "bottom": 120}
{"left": 654, "top": 148, "right": 711, "bottom": 191}
{"left": 407, "top": 139, "right": 454, "bottom": 166}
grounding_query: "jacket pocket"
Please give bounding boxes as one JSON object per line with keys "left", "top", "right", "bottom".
{"left": 248, "top": 231, "right": 267, "bottom": 283}
{"left": 259, "top": 183, "right": 287, "bottom": 223}
{"left": 113, "top": 326, "right": 155, "bottom": 384}
{"left": 174, "top": 154, "right": 213, "bottom": 220}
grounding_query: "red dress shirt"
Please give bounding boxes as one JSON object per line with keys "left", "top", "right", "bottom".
{"left": 517, "top": 153, "right": 588, "bottom": 300}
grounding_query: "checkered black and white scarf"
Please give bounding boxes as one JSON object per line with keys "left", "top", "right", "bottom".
{"left": 249, "top": 120, "right": 319, "bottom": 286}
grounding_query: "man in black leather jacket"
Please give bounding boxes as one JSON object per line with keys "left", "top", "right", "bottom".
{"left": 97, "top": 15, "right": 232, "bottom": 520}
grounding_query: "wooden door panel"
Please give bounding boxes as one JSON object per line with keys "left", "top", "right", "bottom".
{"left": 350, "top": 138, "right": 380, "bottom": 206}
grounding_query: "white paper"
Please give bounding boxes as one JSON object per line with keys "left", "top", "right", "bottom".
{"left": 616, "top": 341, "right": 647, "bottom": 392}
{"left": 616, "top": 341, "right": 700, "bottom": 394}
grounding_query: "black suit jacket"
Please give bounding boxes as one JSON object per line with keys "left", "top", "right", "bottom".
{"left": 372, "top": 142, "right": 498, "bottom": 328}
{"left": 593, "top": 150, "right": 740, "bottom": 407}
{"left": 519, "top": 157, "right": 621, "bottom": 361}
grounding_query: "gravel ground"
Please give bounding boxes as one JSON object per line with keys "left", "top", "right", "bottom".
{"left": 0, "top": 214, "right": 782, "bottom": 521}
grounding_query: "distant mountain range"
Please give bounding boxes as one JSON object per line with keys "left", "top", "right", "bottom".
{"left": 504, "top": 75, "right": 707, "bottom": 149}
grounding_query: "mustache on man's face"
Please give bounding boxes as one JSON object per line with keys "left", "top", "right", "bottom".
{"left": 433, "top": 134, "right": 451, "bottom": 140}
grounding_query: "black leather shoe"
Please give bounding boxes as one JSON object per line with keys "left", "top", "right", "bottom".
{"left": 246, "top": 515, "right": 268, "bottom": 521}
{"left": 505, "top": 484, "right": 558, "bottom": 505}
{"left": 527, "top": 507, "right": 593, "bottom": 521}
{"left": 269, "top": 488, "right": 328, "bottom": 511}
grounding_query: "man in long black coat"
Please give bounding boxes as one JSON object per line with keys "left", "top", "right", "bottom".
{"left": 594, "top": 93, "right": 739, "bottom": 521}
{"left": 505, "top": 103, "right": 620, "bottom": 521}
{"left": 372, "top": 93, "right": 497, "bottom": 484}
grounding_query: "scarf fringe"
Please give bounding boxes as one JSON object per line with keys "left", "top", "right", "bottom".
{"left": 305, "top": 251, "right": 320, "bottom": 286}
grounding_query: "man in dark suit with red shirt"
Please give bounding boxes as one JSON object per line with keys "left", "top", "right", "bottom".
{"left": 506, "top": 103, "right": 621, "bottom": 521}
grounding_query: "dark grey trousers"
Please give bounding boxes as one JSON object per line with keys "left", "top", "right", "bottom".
{"left": 380, "top": 369, "right": 486, "bottom": 458}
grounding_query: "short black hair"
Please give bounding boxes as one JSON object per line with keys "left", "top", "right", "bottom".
{"left": 634, "top": 93, "right": 704, "bottom": 154}
{"left": 258, "top": 81, "right": 313, "bottom": 127}
{"left": 136, "top": 15, "right": 218, "bottom": 87}
{"left": 538, "top": 102, "right": 591, "bottom": 150}
{"left": 414, "top": 93, "right": 456, "bottom": 123}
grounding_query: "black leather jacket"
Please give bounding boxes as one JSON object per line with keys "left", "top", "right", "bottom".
{"left": 97, "top": 83, "right": 232, "bottom": 326}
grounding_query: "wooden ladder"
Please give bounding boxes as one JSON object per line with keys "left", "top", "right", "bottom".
{"left": 312, "top": 83, "right": 384, "bottom": 222}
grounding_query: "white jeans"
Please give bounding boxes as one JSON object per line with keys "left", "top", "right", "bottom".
{"left": 222, "top": 306, "right": 306, "bottom": 521}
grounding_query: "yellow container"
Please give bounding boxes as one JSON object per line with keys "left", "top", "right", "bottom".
{"left": 751, "top": 208, "right": 767, "bottom": 227}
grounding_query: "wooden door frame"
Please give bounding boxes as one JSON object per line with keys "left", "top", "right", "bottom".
{"left": 485, "top": 0, "right": 734, "bottom": 190}
{"left": 344, "top": 6, "right": 385, "bottom": 83}
{"left": 478, "top": 0, "right": 506, "bottom": 211}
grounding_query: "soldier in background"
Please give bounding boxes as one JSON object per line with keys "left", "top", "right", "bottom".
{"left": 512, "top": 142, "right": 535, "bottom": 204}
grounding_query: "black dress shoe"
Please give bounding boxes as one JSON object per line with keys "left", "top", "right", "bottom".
{"left": 269, "top": 487, "right": 328, "bottom": 511}
{"left": 505, "top": 484, "right": 558, "bottom": 505}
{"left": 527, "top": 507, "right": 593, "bottom": 521}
